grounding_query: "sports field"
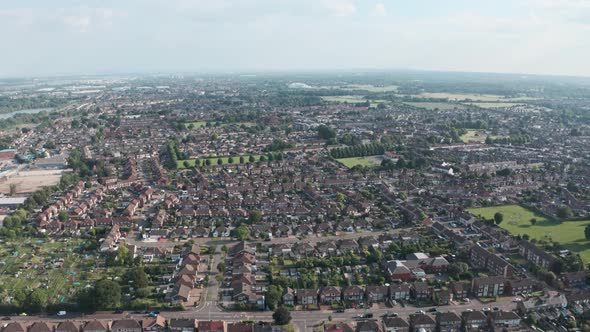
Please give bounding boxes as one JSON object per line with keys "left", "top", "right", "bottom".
{"left": 460, "top": 130, "right": 488, "bottom": 143}
{"left": 467, "top": 204, "right": 590, "bottom": 262}
{"left": 335, "top": 156, "right": 383, "bottom": 168}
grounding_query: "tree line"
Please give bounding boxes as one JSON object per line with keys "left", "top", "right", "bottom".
{"left": 330, "top": 143, "right": 385, "bottom": 159}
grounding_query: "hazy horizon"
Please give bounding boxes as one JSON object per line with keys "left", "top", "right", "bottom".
{"left": 2, "top": 0, "right": 590, "bottom": 78}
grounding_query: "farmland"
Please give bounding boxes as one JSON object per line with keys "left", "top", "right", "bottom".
{"left": 467, "top": 205, "right": 590, "bottom": 262}
{"left": 177, "top": 155, "right": 262, "bottom": 169}
{"left": 335, "top": 156, "right": 383, "bottom": 168}
{"left": 404, "top": 102, "right": 468, "bottom": 111}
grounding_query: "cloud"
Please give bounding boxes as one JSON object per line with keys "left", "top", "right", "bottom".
{"left": 373, "top": 3, "right": 386, "bottom": 16}
{"left": 321, "top": 0, "right": 356, "bottom": 16}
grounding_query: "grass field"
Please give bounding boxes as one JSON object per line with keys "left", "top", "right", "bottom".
{"left": 340, "top": 84, "right": 398, "bottom": 92}
{"left": 404, "top": 102, "right": 468, "bottom": 110}
{"left": 467, "top": 205, "right": 590, "bottom": 262}
{"left": 460, "top": 130, "right": 488, "bottom": 143}
{"left": 184, "top": 121, "right": 207, "bottom": 129}
{"left": 177, "top": 155, "right": 262, "bottom": 169}
{"left": 335, "top": 156, "right": 383, "bottom": 168}
{"left": 321, "top": 96, "right": 385, "bottom": 108}
{"left": 464, "top": 102, "right": 524, "bottom": 109}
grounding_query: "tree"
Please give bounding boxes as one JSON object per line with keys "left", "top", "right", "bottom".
{"left": 494, "top": 212, "right": 504, "bottom": 225}
{"left": 93, "top": 279, "right": 121, "bottom": 309}
{"left": 317, "top": 125, "right": 336, "bottom": 140}
{"left": 217, "top": 158, "right": 223, "bottom": 165}
{"left": 249, "top": 155, "right": 255, "bottom": 163}
{"left": 265, "top": 285, "right": 283, "bottom": 310}
{"left": 58, "top": 211, "right": 69, "bottom": 222}
{"left": 228, "top": 157, "right": 234, "bottom": 164}
{"left": 116, "top": 245, "right": 131, "bottom": 266}
{"left": 217, "top": 262, "right": 226, "bottom": 273}
{"left": 26, "top": 289, "right": 48, "bottom": 312}
{"left": 233, "top": 226, "right": 250, "bottom": 241}
{"left": 205, "top": 159, "right": 211, "bottom": 166}
{"left": 248, "top": 210, "right": 262, "bottom": 224}
{"left": 239, "top": 156, "right": 245, "bottom": 164}
{"left": 556, "top": 206, "right": 573, "bottom": 219}
{"left": 448, "top": 262, "right": 470, "bottom": 279}
{"left": 585, "top": 225, "right": 590, "bottom": 240}
{"left": 273, "top": 307, "right": 292, "bottom": 325}
{"left": 530, "top": 218, "right": 537, "bottom": 225}
{"left": 9, "top": 183, "right": 17, "bottom": 196}
{"left": 183, "top": 160, "right": 190, "bottom": 168}
{"left": 127, "top": 266, "right": 149, "bottom": 289}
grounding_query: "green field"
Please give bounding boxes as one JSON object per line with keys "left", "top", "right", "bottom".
{"left": 177, "top": 155, "right": 262, "bottom": 169}
{"left": 335, "top": 156, "right": 382, "bottom": 168}
{"left": 464, "top": 102, "right": 524, "bottom": 109}
{"left": 321, "top": 96, "right": 385, "bottom": 108}
{"left": 184, "top": 121, "right": 207, "bottom": 129}
{"left": 404, "top": 102, "right": 467, "bottom": 111}
{"left": 468, "top": 205, "right": 590, "bottom": 262}
{"left": 340, "top": 84, "right": 399, "bottom": 92}
{"left": 460, "top": 130, "right": 489, "bottom": 143}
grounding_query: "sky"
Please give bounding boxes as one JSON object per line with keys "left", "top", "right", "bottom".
{"left": 1, "top": 0, "right": 590, "bottom": 77}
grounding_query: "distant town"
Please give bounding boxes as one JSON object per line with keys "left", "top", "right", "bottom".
{"left": 1, "top": 71, "right": 590, "bottom": 332}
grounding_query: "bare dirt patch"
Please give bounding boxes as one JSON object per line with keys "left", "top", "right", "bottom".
{"left": 0, "top": 169, "right": 70, "bottom": 194}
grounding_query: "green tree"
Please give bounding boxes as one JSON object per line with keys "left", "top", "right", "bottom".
{"left": 494, "top": 212, "right": 504, "bottom": 225}
{"left": 239, "top": 156, "right": 245, "bottom": 164}
{"left": 556, "top": 206, "right": 573, "bottom": 219}
{"left": 94, "top": 279, "right": 121, "bottom": 309}
{"left": 233, "top": 226, "right": 250, "bottom": 241}
{"left": 586, "top": 225, "right": 590, "bottom": 240}
{"left": 249, "top": 155, "right": 255, "bottom": 163}
{"left": 228, "top": 157, "right": 234, "bottom": 164}
{"left": 273, "top": 307, "right": 292, "bottom": 325}
{"left": 248, "top": 210, "right": 262, "bottom": 224}
{"left": 58, "top": 210, "right": 69, "bottom": 222}
{"left": 265, "top": 285, "right": 284, "bottom": 310}
{"left": 217, "top": 262, "right": 226, "bottom": 273}
{"left": 127, "top": 266, "right": 149, "bottom": 289}
{"left": 183, "top": 160, "right": 190, "bottom": 168}
{"left": 217, "top": 158, "right": 223, "bottom": 165}
{"left": 205, "top": 159, "right": 211, "bottom": 166}
{"left": 26, "top": 289, "right": 48, "bottom": 312}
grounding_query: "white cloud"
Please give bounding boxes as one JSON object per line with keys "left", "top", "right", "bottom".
{"left": 373, "top": 3, "right": 386, "bottom": 16}
{"left": 321, "top": 0, "right": 356, "bottom": 16}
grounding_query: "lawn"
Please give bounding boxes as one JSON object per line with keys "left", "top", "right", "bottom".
{"left": 335, "top": 156, "right": 383, "bottom": 168}
{"left": 403, "top": 102, "right": 467, "bottom": 111}
{"left": 184, "top": 121, "right": 207, "bottom": 129}
{"left": 177, "top": 155, "right": 262, "bottom": 169}
{"left": 340, "top": 84, "right": 399, "bottom": 92}
{"left": 321, "top": 96, "right": 385, "bottom": 108}
{"left": 467, "top": 205, "right": 590, "bottom": 262}
{"left": 460, "top": 130, "right": 490, "bottom": 143}
{"left": 463, "top": 102, "right": 525, "bottom": 109}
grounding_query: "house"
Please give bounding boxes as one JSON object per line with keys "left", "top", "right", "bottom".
{"left": 226, "top": 322, "right": 253, "bottom": 332}
{"left": 462, "top": 311, "right": 488, "bottom": 331}
{"left": 27, "top": 323, "right": 52, "bottom": 332}
{"left": 436, "top": 312, "right": 462, "bottom": 332}
{"left": 365, "top": 285, "right": 389, "bottom": 303}
{"left": 296, "top": 288, "right": 319, "bottom": 305}
{"left": 518, "top": 240, "right": 557, "bottom": 270}
{"left": 55, "top": 322, "right": 79, "bottom": 332}
{"left": 342, "top": 285, "right": 365, "bottom": 303}
{"left": 283, "top": 287, "right": 295, "bottom": 306}
{"left": 110, "top": 320, "right": 142, "bottom": 332}
{"left": 469, "top": 244, "right": 513, "bottom": 277}
{"left": 506, "top": 279, "right": 537, "bottom": 295}
{"left": 411, "top": 282, "right": 431, "bottom": 301}
{"left": 319, "top": 286, "right": 342, "bottom": 304}
{"left": 566, "top": 291, "right": 590, "bottom": 306}
{"left": 489, "top": 311, "right": 521, "bottom": 329}
{"left": 198, "top": 321, "right": 226, "bottom": 332}
{"left": 82, "top": 321, "right": 108, "bottom": 332}
{"left": 517, "top": 292, "right": 568, "bottom": 313}
{"left": 324, "top": 323, "right": 353, "bottom": 332}
{"left": 389, "top": 284, "right": 411, "bottom": 301}
{"left": 168, "top": 319, "right": 197, "bottom": 332}
{"left": 2, "top": 322, "right": 25, "bottom": 332}
{"left": 385, "top": 261, "right": 413, "bottom": 281}
{"left": 356, "top": 320, "right": 382, "bottom": 332}
{"left": 382, "top": 317, "right": 409, "bottom": 332}
{"left": 142, "top": 315, "right": 166, "bottom": 332}
{"left": 450, "top": 282, "right": 469, "bottom": 300}
{"left": 471, "top": 276, "right": 506, "bottom": 297}
{"left": 410, "top": 314, "right": 436, "bottom": 332}
{"left": 561, "top": 271, "right": 588, "bottom": 288}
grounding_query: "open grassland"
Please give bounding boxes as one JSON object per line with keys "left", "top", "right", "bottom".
{"left": 413, "top": 92, "right": 538, "bottom": 102}
{"left": 336, "top": 156, "right": 383, "bottom": 168}
{"left": 183, "top": 121, "right": 207, "bottom": 128}
{"left": 177, "top": 155, "right": 262, "bottom": 169}
{"left": 404, "top": 102, "right": 468, "bottom": 110}
{"left": 340, "top": 84, "right": 399, "bottom": 92}
{"left": 464, "top": 102, "right": 525, "bottom": 109}
{"left": 467, "top": 205, "right": 590, "bottom": 262}
{"left": 321, "top": 96, "right": 385, "bottom": 108}
{"left": 460, "top": 130, "right": 489, "bottom": 143}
